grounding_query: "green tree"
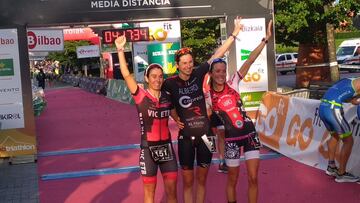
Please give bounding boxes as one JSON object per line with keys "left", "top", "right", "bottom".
{"left": 275, "top": 0, "right": 360, "bottom": 87}
{"left": 181, "top": 18, "right": 220, "bottom": 64}
{"left": 275, "top": 0, "right": 360, "bottom": 46}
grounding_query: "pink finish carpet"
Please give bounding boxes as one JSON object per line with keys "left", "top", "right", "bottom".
{"left": 37, "top": 87, "right": 360, "bottom": 203}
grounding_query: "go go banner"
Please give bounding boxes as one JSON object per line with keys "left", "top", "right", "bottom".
{"left": 256, "top": 92, "right": 360, "bottom": 177}
{"left": 235, "top": 18, "right": 268, "bottom": 110}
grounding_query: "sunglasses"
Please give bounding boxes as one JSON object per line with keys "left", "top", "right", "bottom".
{"left": 210, "top": 58, "right": 227, "bottom": 71}
{"left": 175, "top": 47, "right": 192, "bottom": 57}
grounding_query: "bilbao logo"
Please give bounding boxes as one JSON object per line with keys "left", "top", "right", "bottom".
{"left": 27, "top": 31, "right": 62, "bottom": 49}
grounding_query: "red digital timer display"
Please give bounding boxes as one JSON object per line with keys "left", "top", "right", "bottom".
{"left": 102, "top": 27, "right": 149, "bottom": 44}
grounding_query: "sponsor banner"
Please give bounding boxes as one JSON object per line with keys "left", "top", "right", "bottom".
{"left": 27, "top": 29, "right": 64, "bottom": 52}
{"left": 133, "top": 20, "right": 181, "bottom": 82}
{"left": 0, "top": 58, "right": 14, "bottom": 76}
{"left": 235, "top": 18, "right": 268, "bottom": 109}
{"left": 0, "top": 28, "right": 24, "bottom": 129}
{"left": 240, "top": 91, "right": 265, "bottom": 110}
{"left": 90, "top": 0, "right": 174, "bottom": 9}
{"left": 256, "top": 92, "right": 360, "bottom": 176}
{"left": 76, "top": 45, "right": 100, "bottom": 58}
{"left": 0, "top": 104, "right": 24, "bottom": 130}
{"left": 139, "top": 20, "right": 181, "bottom": 43}
{"left": 147, "top": 42, "right": 180, "bottom": 77}
{"left": 0, "top": 133, "right": 36, "bottom": 157}
{"left": 106, "top": 79, "right": 134, "bottom": 104}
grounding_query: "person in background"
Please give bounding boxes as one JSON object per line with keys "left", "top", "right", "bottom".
{"left": 115, "top": 36, "right": 178, "bottom": 203}
{"left": 319, "top": 77, "right": 360, "bottom": 183}
{"left": 207, "top": 20, "right": 272, "bottom": 203}
{"left": 36, "top": 68, "right": 46, "bottom": 90}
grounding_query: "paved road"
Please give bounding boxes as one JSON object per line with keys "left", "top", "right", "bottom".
{"left": 277, "top": 70, "right": 360, "bottom": 88}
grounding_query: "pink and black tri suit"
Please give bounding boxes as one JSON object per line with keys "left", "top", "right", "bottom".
{"left": 133, "top": 85, "right": 177, "bottom": 183}
{"left": 209, "top": 72, "right": 261, "bottom": 167}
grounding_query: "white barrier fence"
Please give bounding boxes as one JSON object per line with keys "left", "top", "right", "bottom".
{"left": 256, "top": 92, "right": 360, "bottom": 176}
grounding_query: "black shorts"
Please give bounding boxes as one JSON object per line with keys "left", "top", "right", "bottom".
{"left": 178, "top": 134, "right": 213, "bottom": 170}
{"left": 224, "top": 132, "right": 261, "bottom": 167}
{"left": 139, "top": 144, "right": 178, "bottom": 178}
{"left": 210, "top": 113, "right": 223, "bottom": 128}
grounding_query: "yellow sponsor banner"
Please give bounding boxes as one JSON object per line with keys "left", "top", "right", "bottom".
{"left": 0, "top": 129, "right": 37, "bottom": 157}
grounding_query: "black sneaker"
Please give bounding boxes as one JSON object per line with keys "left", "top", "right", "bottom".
{"left": 218, "top": 163, "right": 228, "bottom": 173}
{"left": 325, "top": 165, "right": 338, "bottom": 177}
{"left": 335, "top": 172, "right": 360, "bottom": 183}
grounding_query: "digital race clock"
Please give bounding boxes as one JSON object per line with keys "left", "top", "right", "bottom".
{"left": 102, "top": 27, "right": 149, "bottom": 44}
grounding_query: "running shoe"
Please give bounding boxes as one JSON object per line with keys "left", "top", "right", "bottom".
{"left": 325, "top": 165, "right": 338, "bottom": 177}
{"left": 335, "top": 172, "right": 360, "bottom": 183}
{"left": 218, "top": 163, "right": 228, "bottom": 173}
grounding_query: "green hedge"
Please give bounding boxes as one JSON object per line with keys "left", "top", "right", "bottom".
{"left": 276, "top": 31, "right": 360, "bottom": 54}
{"left": 335, "top": 31, "right": 360, "bottom": 39}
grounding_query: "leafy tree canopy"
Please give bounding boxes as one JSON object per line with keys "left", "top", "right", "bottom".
{"left": 275, "top": 0, "right": 360, "bottom": 46}
{"left": 181, "top": 18, "right": 220, "bottom": 65}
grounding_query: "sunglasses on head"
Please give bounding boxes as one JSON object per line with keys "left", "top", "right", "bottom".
{"left": 211, "top": 58, "right": 226, "bottom": 64}
{"left": 175, "top": 47, "right": 192, "bottom": 57}
{"left": 210, "top": 58, "right": 227, "bottom": 71}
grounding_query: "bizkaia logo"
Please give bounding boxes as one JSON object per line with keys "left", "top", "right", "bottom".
{"left": 0, "top": 37, "right": 15, "bottom": 45}
{"left": 0, "top": 113, "right": 21, "bottom": 120}
{"left": 241, "top": 25, "right": 263, "bottom": 32}
{"left": 27, "top": 31, "right": 62, "bottom": 49}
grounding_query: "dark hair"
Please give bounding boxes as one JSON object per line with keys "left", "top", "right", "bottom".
{"left": 175, "top": 47, "right": 192, "bottom": 63}
{"left": 144, "top": 63, "right": 163, "bottom": 77}
{"left": 209, "top": 58, "right": 227, "bottom": 72}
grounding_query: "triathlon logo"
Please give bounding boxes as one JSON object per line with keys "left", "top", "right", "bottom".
{"left": 0, "top": 136, "right": 36, "bottom": 153}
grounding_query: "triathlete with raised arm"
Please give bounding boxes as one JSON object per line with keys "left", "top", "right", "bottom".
{"left": 162, "top": 17, "right": 243, "bottom": 203}
{"left": 207, "top": 20, "right": 272, "bottom": 203}
{"left": 320, "top": 77, "right": 360, "bottom": 183}
{"left": 115, "top": 36, "right": 178, "bottom": 203}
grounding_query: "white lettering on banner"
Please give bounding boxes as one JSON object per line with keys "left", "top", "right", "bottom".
{"left": 63, "top": 29, "right": 85, "bottom": 35}
{"left": 91, "top": 0, "right": 171, "bottom": 8}
{"left": 4, "top": 145, "right": 35, "bottom": 152}
{"left": 0, "top": 37, "right": 15, "bottom": 45}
